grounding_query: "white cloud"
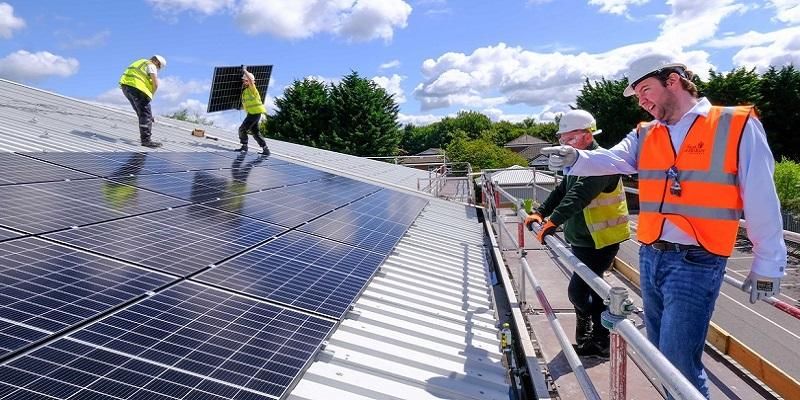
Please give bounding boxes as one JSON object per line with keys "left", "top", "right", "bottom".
{"left": 146, "top": 0, "right": 234, "bottom": 15}
{"left": 155, "top": 76, "right": 210, "bottom": 103}
{"left": 0, "top": 2, "right": 25, "bottom": 38}
{"left": 379, "top": 59, "right": 401, "bottom": 69}
{"left": 236, "top": 0, "right": 411, "bottom": 42}
{"left": 413, "top": 42, "right": 714, "bottom": 112}
{"left": 398, "top": 112, "right": 442, "bottom": 126}
{"left": 728, "top": 27, "right": 800, "bottom": 71}
{"left": 589, "top": 0, "right": 649, "bottom": 15}
{"left": 768, "top": 0, "right": 800, "bottom": 24}
{"left": 0, "top": 50, "right": 79, "bottom": 82}
{"left": 657, "top": 0, "right": 745, "bottom": 47}
{"left": 372, "top": 74, "right": 406, "bottom": 103}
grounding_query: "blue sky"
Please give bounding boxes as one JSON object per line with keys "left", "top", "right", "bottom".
{"left": 0, "top": 0, "right": 798, "bottom": 131}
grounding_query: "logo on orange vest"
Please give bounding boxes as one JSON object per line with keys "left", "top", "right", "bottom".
{"left": 685, "top": 141, "right": 705, "bottom": 154}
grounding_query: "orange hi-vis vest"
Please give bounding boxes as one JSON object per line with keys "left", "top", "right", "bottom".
{"left": 636, "top": 105, "right": 753, "bottom": 257}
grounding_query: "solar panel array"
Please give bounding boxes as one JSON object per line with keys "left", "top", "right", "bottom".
{"left": 207, "top": 65, "right": 272, "bottom": 113}
{"left": 0, "top": 151, "right": 427, "bottom": 399}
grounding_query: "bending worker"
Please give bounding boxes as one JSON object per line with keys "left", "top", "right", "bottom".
{"left": 542, "top": 53, "right": 786, "bottom": 398}
{"left": 119, "top": 55, "right": 166, "bottom": 148}
{"left": 525, "top": 109, "right": 631, "bottom": 358}
{"left": 236, "top": 68, "right": 270, "bottom": 156}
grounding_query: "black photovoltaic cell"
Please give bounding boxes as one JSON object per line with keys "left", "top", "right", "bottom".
{"left": 151, "top": 151, "right": 261, "bottom": 171}
{"left": 0, "top": 227, "right": 22, "bottom": 241}
{"left": 0, "top": 185, "right": 125, "bottom": 234}
{"left": 0, "top": 153, "right": 92, "bottom": 185}
{"left": 45, "top": 205, "right": 285, "bottom": 276}
{"left": 112, "top": 171, "right": 236, "bottom": 203}
{"left": 0, "top": 282, "right": 334, "bottom": 400}
{"left": 346, "top": 189, "right": 429, "bottom": 225}
{"left": 0, "top": 179, "right": 187, "bottom": 234}
{"left": 21, "top": 152, "right": 190, "bottom": 177}
{"left": 197, "top": 231, "right": 386, "bottom": 318}
{"left": 299, "top": 207, "right": 411, "bottom": 254}
{"left": 207, "top": 65, "right": 272, "bottom": 113}
{"left": 0, "top": 238, "right": 173, "bottom": 357}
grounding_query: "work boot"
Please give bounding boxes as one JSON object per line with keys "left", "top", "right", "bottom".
{"left": 574, "top": 311, "right": 593, "bottom": 348}
{"left": 141, "top": 140, "right": 162, "bottom": 148}
{"left": 235, "top": 145, "right": 248, "bottom": 152}
{"left": 573, "top": 339, "right": 610, "bottom": 358}
{"left": 261, "top": 146, "right": 270, "bottom": 156}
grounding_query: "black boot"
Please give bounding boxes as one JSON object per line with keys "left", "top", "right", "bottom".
{"left": 261, "top": 146, "right": 270, "bottom": 156}
{"left": 574, "top": 311, "right": 593, "bottom": 348}
{"left": 141, "top": 140, "right": 162, "bottom": 148}
{"left": 235, "top": 145, "right": 248, "bottom": 152}
{"left": 575, "top": 319, "right": 610, "bottom": 358}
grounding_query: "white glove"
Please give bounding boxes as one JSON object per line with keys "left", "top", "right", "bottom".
{"left": 541, "top": 145, "right": 578, "bottom": 172}
{"left": 741, "top": 271, "right": 781, "bottom": 304}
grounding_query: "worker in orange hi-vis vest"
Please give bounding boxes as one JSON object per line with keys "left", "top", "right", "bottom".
{"left": 541, "top": 53, "right": 786, "bottom": 399}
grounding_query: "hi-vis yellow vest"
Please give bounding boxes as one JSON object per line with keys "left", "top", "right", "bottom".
{"left": 119, "top": 59, "right": 155, "bottom": 99}
{"left": 582, "top": 180, "right": 631, "bottom": 248}
{"left": 242, "top": 85, "right": 266, "bottom": 114}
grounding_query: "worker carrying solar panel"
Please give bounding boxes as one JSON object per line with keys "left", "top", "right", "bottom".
{"left": 118, "top": 55, "right": 166, "bottom": 148}
{"left": 237, "top": 67, "right": 271, "bottom": 156}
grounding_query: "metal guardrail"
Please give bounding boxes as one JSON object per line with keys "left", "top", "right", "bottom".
{"left": 482, "top": 176, "right": 706, "bottom": 400}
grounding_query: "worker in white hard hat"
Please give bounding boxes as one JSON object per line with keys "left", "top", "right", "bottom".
{"left": 541, "top": 53, "right": 786, "bottom": 398}
{"left": 236, "top": 68, "right": 270, "bottom": 156}
{"left": 119, "top": 55, "right": 167, "bottom": 148}
{"left": 524, "top": 109, "right": 630, "bottom": 358}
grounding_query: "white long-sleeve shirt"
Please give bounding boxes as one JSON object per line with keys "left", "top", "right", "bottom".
{"left": 569, "top": 98, "right": 787, "bottom": 278}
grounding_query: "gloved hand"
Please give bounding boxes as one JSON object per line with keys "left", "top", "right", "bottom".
{"left": 536, "top": 220, "right": 558, "bottom": 244}
{"left": 541, "top": 146, "right": 578, "bottom": 172}
{"left": 524, "top": 212, "right": 543, "bottom": 231}
{"left": 741, "top": 271, "right": 781, "bottom": 304}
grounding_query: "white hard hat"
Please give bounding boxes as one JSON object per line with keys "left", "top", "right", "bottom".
{"left": 152, "top": 54, "right": 166, "bottom": 68}
{"left": 623, "top": 53, "right": 685, "bottom": 97}
{"left": 556, "top": 110, "right": 602, "bottom": 136}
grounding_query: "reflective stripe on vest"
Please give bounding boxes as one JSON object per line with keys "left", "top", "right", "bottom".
{"left": 119, "top": 59, "right": 154, "bottom": 99}
{"left": 636, "top": 106, "right": 751, "bottom": 256}
{"left": 582, "top": 180, "right": 631, "bottom": 249}
{"left": 242, "top": 86, "right": 266, "bottom": 114}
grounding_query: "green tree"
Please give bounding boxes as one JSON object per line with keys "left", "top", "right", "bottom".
{"left": 758, "top": 66, "right": 800, "bottom": 161}
{"left": 701, "top": 67, "right": 762, "bottom": 106}
{"left": 269, "top": 78, "right": 332, "bottom": 149}
{"left": 163, "top": 108, "right": 214, "bottom": 126}
{"left": 445, "top": 136, "right": 528, "bottom": 170}
{"left": 329, "top": 71, "right": 401, "bottom": 156}
{"left": 576, "top": 77, "right": 649, "bottom": 147}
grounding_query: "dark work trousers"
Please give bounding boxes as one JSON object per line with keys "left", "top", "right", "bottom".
{"left": 238, "top": 113, "right": 266, "bottom": 148}
{"left": 120, "top": 85, "right": 153, "bottom": 142}
{"left": 568, "top": 243, "right": 621, "bottom": 341}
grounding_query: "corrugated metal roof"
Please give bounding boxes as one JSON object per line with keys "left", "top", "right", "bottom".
{"left": 490, "top": 165, "right": 556, "bottom": 186}
{"left": 0, "top": 78, "right": 509, "bottom": 400}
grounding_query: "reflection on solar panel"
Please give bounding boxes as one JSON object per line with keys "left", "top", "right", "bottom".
{"left": 46, "top": 205, "right": 284, "bottom": 276}
{"left": 0, "top": 179, "right": 186, "bottom": 234}
{"left": 197, "top": 231, "right": 386, "bottom": 318}
{"left": 1, "top": 150, "right": 429, "bottom": 399}
{"left": 207, "top": 65, "right": 272, "bottom": 113}
{"left": 0, "top": 282, "right": 335, "bottom": 400}
{"left": 0, "top": 238, "right": 173, "bottom": 357}
{"left": 0, "top": 153, "right": 92, "bottom": 185}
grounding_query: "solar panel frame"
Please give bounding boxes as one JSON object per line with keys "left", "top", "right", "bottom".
{"left": 207, "top": 65, "right": 272, "bottom": 113}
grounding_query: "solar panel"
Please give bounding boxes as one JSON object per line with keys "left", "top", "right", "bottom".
{"left": 21, "top": 152, "right": 189, "bottom": 177}
{"left": 299, "top": 208, "right": 411, "bottom": 253}
{"left": 0, "top": 227, "right": 22, "bottom": 242}
{"left": 0, "top": 238, "right": 174, "bottom": 357}
{"left": 45, "top": 205, "right": 285, "bottom": 276}
{"left": 0, "top": 282, "right": 335, "bottom": 400}
{"left": 0, "top": 153, "right": 92, "bottom": 185}
{"left": 149, "top": 151, "right": 255, "bottom": 171}
{"left": 112, "top": 171, "right": 235, "bottom": 203}
{"left": 207, "top": 65, "right": 272, "bottom": 113}
{"left": 196, "top": 231, "right": 385, "bottom": 318}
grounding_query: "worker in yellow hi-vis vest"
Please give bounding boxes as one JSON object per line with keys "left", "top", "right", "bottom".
{"left": 525, "top": 109, "right": 631, "bottom": 359}
{"left": 236, "top": 68, "right": 270, "bottom": 156}
{"left": 119, "top": 55, "right": 166, "bottom": 148}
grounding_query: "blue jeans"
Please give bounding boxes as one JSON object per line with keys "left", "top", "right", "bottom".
{"left": 639, "top": 245, "right": 727, "bottom": 399}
